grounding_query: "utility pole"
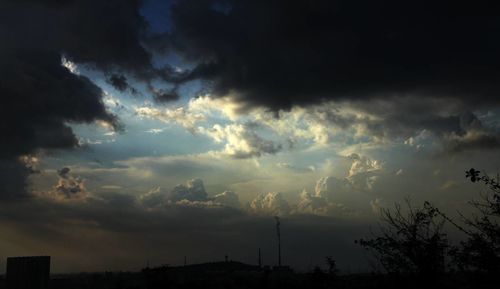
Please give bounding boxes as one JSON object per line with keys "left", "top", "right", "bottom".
{"left": 275, "top": 216, "right": 281, "bottom": 267}
{"left": 258, "top": 248, "right": 262, "bottom": 268}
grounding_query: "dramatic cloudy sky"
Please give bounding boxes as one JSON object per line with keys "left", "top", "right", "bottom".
{"left": 1, "top": 0, "right": 500, "bottom": 273}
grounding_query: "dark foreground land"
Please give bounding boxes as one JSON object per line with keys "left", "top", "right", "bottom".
{"left": 0, "top": 261, "right": 497, "bottom": 289}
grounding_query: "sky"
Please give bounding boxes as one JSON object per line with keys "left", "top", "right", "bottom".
{"left": 1, "top": 0, "right": 500, "bottom": 273}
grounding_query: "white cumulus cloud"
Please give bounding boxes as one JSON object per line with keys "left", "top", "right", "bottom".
{"left": 248, "top": 192, "right": 290, "bottom": 216}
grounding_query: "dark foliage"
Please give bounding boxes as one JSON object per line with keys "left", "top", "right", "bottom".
{"left": 449, "top": 169, "right": 500, "bottom": 274}
{"left": 356, "top": 199, "right": 448, "bottom": 278}
{"left": 325, "top": 256, "right": 339, "bottom": 277}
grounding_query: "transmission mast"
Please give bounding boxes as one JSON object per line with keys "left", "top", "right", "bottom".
{"left": 275, "top": 216, "right": 281, "bottom": 267}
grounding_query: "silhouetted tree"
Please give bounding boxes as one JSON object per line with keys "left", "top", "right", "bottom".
{"left": 449, "top": 168, "right": 500, "bottom": 274}
{"left": 325, "top": 256, "right": 339, "bottom": 277}
{"left": 356, "top": 199, "right": 448, "bottom": 278}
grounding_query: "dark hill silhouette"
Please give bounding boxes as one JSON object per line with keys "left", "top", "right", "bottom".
{"left": 169, "top": 260, "right": 261, "bottom": 272}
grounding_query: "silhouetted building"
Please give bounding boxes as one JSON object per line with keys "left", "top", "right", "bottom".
{"left": 6, "top": 256, "right": 50, "bottom": 289}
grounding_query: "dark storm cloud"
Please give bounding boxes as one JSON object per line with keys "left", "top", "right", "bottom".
{"left": 444, "top": 133, "right": 500, "bottom": 154}
{"left": 0, "top": 160, "right": 32, "bottom": 199}
{"left": 166, "top": 0, "right": 500, "bottom": 110}
{"left": 147, "top": 82, "right": 180, "bottom": 102}
{"left": 0, "top": 0, "right": 154, "bottom": 74}
{"left": 0, "top": 0, "right": 162, "bottom": 197}
{"left": 442, "top": 112, "right": 500, "bottom": 153}
{"left": 107, "top": 74, "right": 130, "bottom": 92}
{"left": 163, "top": 0, "right": 500, "bottom": 153}
{"left": 349, "top": 96, "right": 466, "bottom": 141}
{"left": 0, "top": 49, "right": 119, "bottom": 197}
{"left": 107, "top": 74, "right": 140, "bottom": 95}
{"left": 57, "top": 167, "right": 71, "bottom": 178}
